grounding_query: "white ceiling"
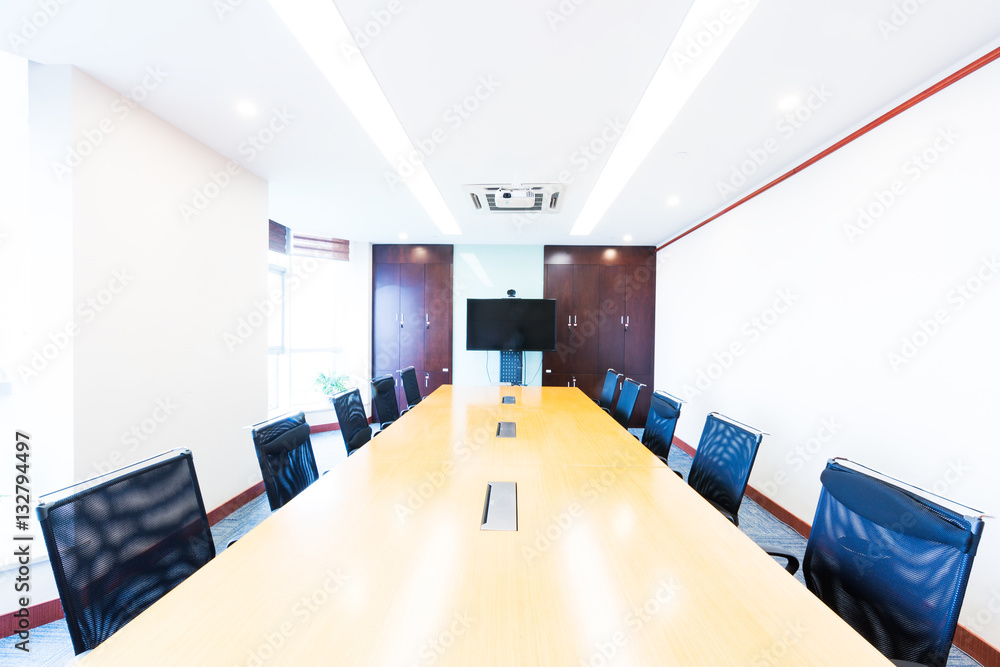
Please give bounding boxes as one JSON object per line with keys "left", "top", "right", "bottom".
{"left": 3, "top": 0, "right": 1000, "bottom": 246}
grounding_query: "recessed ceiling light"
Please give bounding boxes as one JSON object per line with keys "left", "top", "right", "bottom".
{"left": 236, "top": 100, "right": 257, "bottom": 116}
{"left": 623, "top": 234, "right": 633, "bottom": 242}
{"left": 269, "top": 0, "right": 461, "bottom": 236}
{"left": 570, "top": 0, "right": 761, "bottom": 236}
{"left": 666, "top": 196, "right": 680, "bottom": 207}
{"left": 777, "top": 94, "right": 801, "bottom": 112}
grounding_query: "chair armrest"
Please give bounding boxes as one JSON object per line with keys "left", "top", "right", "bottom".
{"left": 656, "top": 456, "right": 684, "bottom": 479}
{"left": 601, "top": 407, "right": 611, "bottom": 415}
{"left": 762, "top": 548, "right": 800, "bottom": 575}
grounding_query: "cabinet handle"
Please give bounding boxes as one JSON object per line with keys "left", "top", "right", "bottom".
{"left": 572, "top": 376, "right": 577, "bottom": 387}
{"left": 425, "top": 372, "right": 429, "bottom": 388}
{"left": 625, "top": 315, "right": 629, "bottom": 332}
{"left": 425, "top": 313, "right": 430, "bottom": 329}
{"left": 621, "top": 316, "right": 624, "bottom": 325}
{"left": 568, "top": 315, "right": 572, "bottom": 327}
{"left": 400, "top": 313, "right": 404, "bottom": 328}
{"left": 573, "top": 315, "right": 577, "bottom": 327}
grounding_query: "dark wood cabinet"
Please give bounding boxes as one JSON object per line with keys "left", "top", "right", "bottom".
{"left": 372, "top": 245, "right": 453, "bottom": 412}
{"left": 542, "top": 246, "right": 656, "bottom": 427}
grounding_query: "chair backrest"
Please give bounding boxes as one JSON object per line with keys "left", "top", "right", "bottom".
{"left": 371, "top": 374, "right": 401, "bottom": 425}
{"left": 251, "top": 411, "right": 319, "bottom": 511}
{"left": 36, "top": 449, "right": 215, "bottom": 655}
{"left": 333, "top": 387, "right": 373, "bottom": 456}
{"left": 641, "top": 391, "right": 682, "bottom": 461}
{"left": 804, "top": 459, "right": 985, "bottom": 667}
{"left": 599, "top": 369, "right": 623, "bottom": 412}
{"left": 400, "top": 366, "right": 422, "bottom": 408}
{"left": 612, "top": 377, "right": 644, "bottom": 428}
{"left": 687, "top": 412, "right": 762, "bottom": 526}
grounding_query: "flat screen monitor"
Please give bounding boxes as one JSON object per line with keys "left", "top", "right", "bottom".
{"left": 466, "top": 298, "right": 557, "bottom": 351}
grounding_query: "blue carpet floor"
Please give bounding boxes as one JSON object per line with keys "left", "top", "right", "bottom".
{"left": 0, "top": 434, "right": 982, "bottom": 666}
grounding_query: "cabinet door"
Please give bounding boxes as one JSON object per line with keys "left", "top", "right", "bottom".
{"left": 398, "top": 264, "right": 425, "bottom": 376}
{"left": 423, "top": 263, "right": 452, "bottom": 374}
{"left": 623, "top": 264, "right": 655, "bottom": 377}
{"left": 424, "top": 370, "right": 451, "bottom": 396}
{"left": 373, "top": 263, "right": 400, "bottom": 372}
{"left": 598, "top": 265, "right": 625, "bottom": 373}
{"left": 572, "top": 265, "right": 601, "bottom": 373}
{"left": 543, "top": 264, "right": 574, "bottom": 374}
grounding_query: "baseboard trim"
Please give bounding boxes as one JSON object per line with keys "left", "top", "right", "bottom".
{"left": 1, "top": 479, "right": 268, "bottom": 639}
{"left": 309, "top": 422, "right": 340, "bottom": 434}
{"left": 672, "top": 435, "right": 999, "bottom": 665}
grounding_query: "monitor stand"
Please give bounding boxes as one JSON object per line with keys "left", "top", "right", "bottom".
{"left": 499, "top": 350, "right": 523, "bottom": 385}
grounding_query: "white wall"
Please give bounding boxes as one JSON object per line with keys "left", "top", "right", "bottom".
{"left": 452, "top": 245, "right": 545, "bottom": 386}
{"left": 68, "top": 69, "right": 269, "bottom": 511}
{"left": 655, "top": 58, "right": 1000, "bottom": 645}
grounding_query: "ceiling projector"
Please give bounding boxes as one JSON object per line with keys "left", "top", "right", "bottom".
{"left": 493, "top": 188, "right": 535, "bottom": 208}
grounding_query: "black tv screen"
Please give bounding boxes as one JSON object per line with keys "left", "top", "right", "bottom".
{"left": 466, "top": 299, "right": 557, "bottom": 351}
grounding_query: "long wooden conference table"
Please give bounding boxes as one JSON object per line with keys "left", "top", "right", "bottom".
{"left": 82, "top": 385, "right": 891, "bottom": 665}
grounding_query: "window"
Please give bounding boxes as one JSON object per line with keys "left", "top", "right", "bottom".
{"left": 267, "top": 223, "right": 355, "bottom": 412}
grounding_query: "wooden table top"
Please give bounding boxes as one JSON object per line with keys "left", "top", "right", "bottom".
{"left": 82, "top": 385, "right": 891, "bottom": 665}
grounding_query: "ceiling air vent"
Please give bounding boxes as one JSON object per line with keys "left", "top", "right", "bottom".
{"left": 463, "top": 184, "right": 564, "bottom": 213}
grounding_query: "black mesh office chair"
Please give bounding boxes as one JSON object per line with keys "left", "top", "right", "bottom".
{"left": 400, "top": 366, "right": 423, "bottom": 409}
{"left": 371, "top": 374, "right": 401, "bottom": 430}
{"left": 252, "top": 411, "right": 320, "bottom": 511}
{"left": 612, "top": 377, "right": 645, "bottom": 428}
{"left": 333, "top": 387, "right": 374, "bottom": 456}
{"left": 686, "top": 412, "right": 763, "bottom": 527}
{"left": 36, "top": 449, "right": 215, "bottom": 655}
{"left": 641, "top": 390, "right": 682, "bottom": 466}
{"left": 594, "top": 368, "right": 623, "bottom": 414}
{"left": 769, "top": 458, "right": 987, "bottom": 667}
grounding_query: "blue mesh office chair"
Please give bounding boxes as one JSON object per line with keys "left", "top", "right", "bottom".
{"left": 612, "top": 377, "right": 645, "bottom": 428}
{"left": 400, "top": 366, "right": 423, "bottom": 409}
{"left": 594, "top": 369, "right": 623, "bottom": 414}
{"left": 333, "top": 387, "right": 374, "bottom": 456}
{"left": 687, "top": 412, "right": 763, "bottom": 526}
{"left": 771, "top": 458, "right": 987, "bottom": 667}
{"left": 37, "top": 449, "right": 215, "bottom": 654}
{"left": 641, "top": 390, "right": 683, "bottom": 466}
{"left": 252, "top": 411, "right": 320, "bottom": 511}
{"left": 371, "top": 374, "right": 401, "bottom": 430}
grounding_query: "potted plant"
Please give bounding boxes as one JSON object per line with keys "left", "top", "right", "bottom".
{"left": 315, "top": 372, "right": 352, "bottom": 400}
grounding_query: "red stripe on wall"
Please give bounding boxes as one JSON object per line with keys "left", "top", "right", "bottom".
{"left": 657, "top": 45, "right": 1000, "bottom": 251}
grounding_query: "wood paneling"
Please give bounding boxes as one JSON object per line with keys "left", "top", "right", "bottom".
{"left": 544, "top": 245, "right": 656, "bottom": 266}
{"left": 423, "top": 263, "right": 452, "bottom": 375}
{"left": 543, "top": 246, "right": 655, "bottom": 424}
{"left": 373, "top": 263, "right": 400, "bottom": 372}
{"left": 373, "top": 244, "right": 453, "bottom": 264}
{"left": 398, "top": 263, "right": 425, "bottom": 377}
